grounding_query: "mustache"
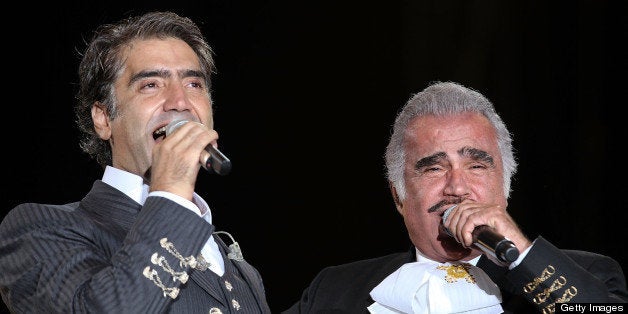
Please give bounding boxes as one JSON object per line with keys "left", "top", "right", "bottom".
{"left": 427, "top": 197, "right": 463, "bottom": 213}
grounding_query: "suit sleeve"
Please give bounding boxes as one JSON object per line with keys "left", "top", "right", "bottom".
{"left": 0, "top": 196, "right": 213, "bottom": 313}
{"left": 505, "top": 236, "right": 628, "bottom": 312}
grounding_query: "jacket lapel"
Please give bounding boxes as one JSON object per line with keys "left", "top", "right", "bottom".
{"left": 189, "top": 268, "right": 226, "bottom": 306}
{"left": 79, "top": 180, "right": 141, "bottom": 236}
{"left": 214, "top": 234, "right": 269, "bottom": 310}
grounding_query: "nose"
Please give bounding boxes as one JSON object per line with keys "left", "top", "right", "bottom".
{"left": 443, "top": 168, "right": 470, "bottom": 197}
{"left": 163, "top": 84, "right": 193, "bottom": 112}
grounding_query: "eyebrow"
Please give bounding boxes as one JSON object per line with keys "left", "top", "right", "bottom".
{"left": 413, "top": 146, "right": 495, "bottom": 170}
{"left": 459, "top": 146, "right": 495, "bottom": 166}
{"left": 414, "top": 152, "right": 447, "bottom": 170}
{"left": 128, "top": 68, "right": 207, "bottom": 86}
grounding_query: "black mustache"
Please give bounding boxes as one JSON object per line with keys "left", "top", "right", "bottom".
{"left": 427, "top": 198, "right": 464, "bottom": 213}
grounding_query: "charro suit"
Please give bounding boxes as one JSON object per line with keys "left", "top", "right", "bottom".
{"left": 284, "top": 238, "right": 627, "bottom": 313}
{"left": 0, "top": 180, "right": 271, "bottom": 313}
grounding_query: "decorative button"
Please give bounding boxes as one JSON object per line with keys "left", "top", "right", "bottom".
{"left": 232, "top": 299, "right": 241, "bottom": 310}
{"left": 209, "top": 308, "right": 222, "bottom": 314}
{"left": 224, "top": 280, "right": 233, "bottom": 291}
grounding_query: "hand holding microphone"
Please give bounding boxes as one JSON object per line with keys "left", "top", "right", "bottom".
{"left": 442, "top": 205, "right": 519, "bottom": 264}
{"left": 166, "top": 120, "right": 232, "bottom": 176}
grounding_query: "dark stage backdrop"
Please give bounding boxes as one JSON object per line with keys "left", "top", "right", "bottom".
{"left": 3, "top": 1, "right": 626, "bottom": 312}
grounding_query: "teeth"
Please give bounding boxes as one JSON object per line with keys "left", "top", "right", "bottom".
{"left": 153, "top": 126, "right": 167, "bottom": 140}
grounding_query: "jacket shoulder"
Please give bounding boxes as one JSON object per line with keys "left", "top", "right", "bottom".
{"left": 1, "top": 201, "right": 81, "bottom": 230}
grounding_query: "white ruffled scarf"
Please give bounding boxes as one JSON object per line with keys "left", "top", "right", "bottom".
{"left": 368, "top": 255, "right": 503, "bottom": 314}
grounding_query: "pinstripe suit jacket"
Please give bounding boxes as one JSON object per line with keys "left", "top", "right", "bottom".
{"left": 284, "top": 238, "right": 628, "bottom": 313}
{"left": 0, "top": 180, "right": 271, "bottom": 313}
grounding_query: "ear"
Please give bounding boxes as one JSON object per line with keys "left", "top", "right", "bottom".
{"left": 92, "top": 102, "right": 111, "bottom": 140}
{"left": 389, "top": 182, "right": 403, "bottom": 214}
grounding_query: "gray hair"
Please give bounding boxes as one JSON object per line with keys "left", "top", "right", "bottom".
{"left": 385, "top": 81, "right": 517, "bottom": 200}
{"left": 74, "top": 11, "right": 215, "bottom": 167}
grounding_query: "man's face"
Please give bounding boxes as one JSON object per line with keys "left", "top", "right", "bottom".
{"left": 92, "top": 37, "right": 213, "bottom": 178}
{"left": 396, "top": 112, "right": 507, "bottom": 262}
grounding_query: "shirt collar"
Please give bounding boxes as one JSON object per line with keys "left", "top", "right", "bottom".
{"left": 102, "top": 166, "right": 149, "bottom": 205}
{"left": 101, "top": 165, "right": 210, "bottom": 219}
{"left": 414, "top": 247, "right": 481, "bottom": 266}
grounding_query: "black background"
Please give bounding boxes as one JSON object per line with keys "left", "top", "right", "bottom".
{"left": 3, "top": 1, "right": 627, "bottom": 312}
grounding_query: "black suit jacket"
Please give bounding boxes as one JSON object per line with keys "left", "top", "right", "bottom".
{"left": 284, "top": 237, "right": 627, "bottom": 313}
{"left": 0, "top": 180, "right": 271, "bottom": 313}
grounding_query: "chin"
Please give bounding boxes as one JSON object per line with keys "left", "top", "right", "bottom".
{"left": 439, "top": 236, "right": 473, "bottom": 260}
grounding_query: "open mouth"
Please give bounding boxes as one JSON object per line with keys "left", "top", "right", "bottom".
{"left": 152, "top": 125, "right": 167, "bottom": 141}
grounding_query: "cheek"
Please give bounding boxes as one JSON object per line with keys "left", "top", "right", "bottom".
{"left": 405, "top": 175, "right": 444, "bottom": 201}
{"left": 400, "top": 179, "right": 445, "bottom": 225}
{"left": 401, "top": 202, "right": 439, "bottom": 240}
{"left": 402, "top": 207, "right": 427, "bottom": 227}
{"left": 468, "top": 173, "right": 505, "bottom": 200}
{"left": 111, "top": 120, "right": 143, "bottom": 148}
{"left": 399, "top": 188, "right": 433, "bottom": 224}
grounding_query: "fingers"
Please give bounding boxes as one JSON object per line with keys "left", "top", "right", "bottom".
{"left": 166, "top": 121, "right": 218, "bottom": 152}
{"left": 444, "top": 203, "right": 495, "bottom": 248}
{"left": 444, "top": 202, "right": 531, "bottom": 252}
{"left": 449, "top": 204, "right": 474, "bottom": 247}
{"left": 150, "top": 121, "right": 218, "bottom": 199}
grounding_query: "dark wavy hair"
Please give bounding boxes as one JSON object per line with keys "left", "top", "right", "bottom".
{"left": 74, "top": 11, "right": 215, "bottom": 167}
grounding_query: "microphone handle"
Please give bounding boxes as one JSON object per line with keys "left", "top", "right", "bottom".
{"left": 165, "top": 119, "right": 232, "bottom": 176}
{"left": 472, "top": 225, "right": 519, "bottom": 263}
{"left": 203, "top": 145, "right": 232, "bottom": 176}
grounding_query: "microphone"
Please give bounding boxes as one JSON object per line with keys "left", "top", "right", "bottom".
{"left": 442, "top": 205, "right": 519, "bottom": 264}
{"left": 165, "top": 120, "right": 232, "bottom": 176}
{"left": 214, "top": 231, "right": 244, "bottom": 261}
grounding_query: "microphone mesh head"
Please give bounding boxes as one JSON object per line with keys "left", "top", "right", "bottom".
{"left": 442, "top": 205, "right": 457, "bottom": 223}
{"left": 165, "top": 120, "right": 189, "bottom": 136}
{"left": 442, "top": 205, "right": 458, "bottom": 237}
